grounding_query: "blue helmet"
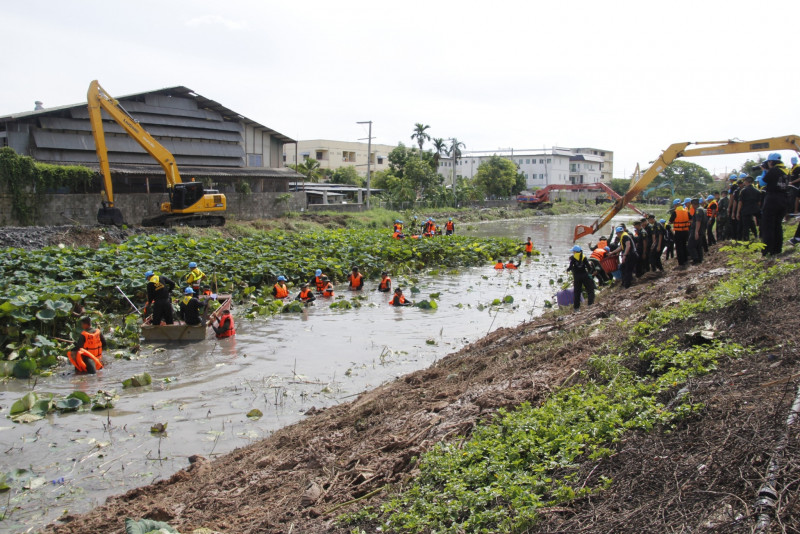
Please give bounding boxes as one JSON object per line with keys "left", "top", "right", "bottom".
{"left": 604, "top": 246, "right": 610, "bottom": 252}
{"left": 394, "top": 220, "right": 399, "bottom": 223}
{"left": 615, "top": 226, "right": 624, "bottom": 233}
{"left": 739, "top": 173, "right": 748, "bottom": 179}
{"left": 729, "top": 175, "right": 738, "bottom": 181}
{"left": 672, "top": 199, "right": 681, "bottom": 206}
{"left": 683, "top": 197, "right": 692, "bottom": 204}
{"left": 277, "top": 275, "right": 286, "bottom": 282}
{"left": 659, "top": 218, "right": 666, "bottom": 224}
{"left": 706, "top": 195, "right": 714, "bottom": 202}
{"left": 184, "top": 287, "right": 194, "bottom": 294}
{"left": 145, "top": 270, "right": 154, "bottom": 279}
{"left": 792, "top": 157, "right": 798, "bottom": 165}
{"left": 448, "top": 218, "right": 452, "bottom": 221}
{"left": 398, "top": 220, "right": 403, "bottom": 224}
{"left": 767, "top": 153, "right": 782, "bottom": 162}
{"left": 571, "top": 245, "right": 582, "bottom": 253}
{"left": 315, "top": 269, "right": 322, "bottom": 276}
{"left": 188, "top": 261, "right": 197, "bottom": 269}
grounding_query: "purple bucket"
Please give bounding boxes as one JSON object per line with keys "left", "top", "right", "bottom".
{"left": 556, "top": 289, "right": 584, "bottom": 306}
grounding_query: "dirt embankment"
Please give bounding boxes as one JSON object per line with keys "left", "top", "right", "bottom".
{"left": 0, "top": 226, "right": 167, "bottom": 249}
{"left": 45, "top": 249, "right": 800, "bottom": 534}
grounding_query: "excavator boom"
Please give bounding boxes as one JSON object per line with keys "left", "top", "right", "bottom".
{"left": 87, "top": 80, "right": 226, "bottom": 226}
{"left": 573, "top": 135, "right": 800, "bottom": 241}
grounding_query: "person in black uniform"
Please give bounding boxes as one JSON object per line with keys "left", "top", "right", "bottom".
{"left": 145, "top": 270, "right": 176, "bottom": 325}
{"left": 178, "top": 287, "right": 204, "bottom": 326}
{"left": 616, "top": 226, "right": 638, "bottom": 288}
{"left": 760, "top": 153, "right": 790, "bottom": 255}
{"left": 647, "top": 214, "right": 665, "bottom": 272}
{"left": 566, "top": 245, "right": 595, "bottom": 310}
{"left": 737, "top": 175, "right": 761, "bottom": 241}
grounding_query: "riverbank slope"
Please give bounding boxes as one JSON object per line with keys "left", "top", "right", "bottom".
{"left": 46, "top": 243, "right": 800, "bottom": 534}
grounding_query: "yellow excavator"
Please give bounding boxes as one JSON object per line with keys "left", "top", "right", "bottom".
{"left": 88, "top": 80, "right": 226, "bottom": 227}
{"left": 574, "top": 135, "right": 800, "bottom": 241}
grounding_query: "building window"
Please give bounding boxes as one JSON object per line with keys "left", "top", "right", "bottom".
{"left": 525, "top": 158, "right": 530, "bottom": 164}
{"left": 301, "top": 152, "right": 310, "bottom": 160}
{"left": 601, "top": 152, "right": 606, "bottom": 156}
{"left": 377, "top": 156, "right": 384, "bottom": 165}
{"left": 282, "top": 154, "right": 286, "bottom": 162}
{"left": 343, "top": 151, "right": 356, "bottom": 162}
{"left": 248, "top": 154, "right": 263, "bottom": 167}
{"left": 547, "top": 158, "right": 551, "bottom": 164}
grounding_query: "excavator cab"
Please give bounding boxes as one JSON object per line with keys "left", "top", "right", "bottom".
{"left": 170, "top": 182, "right": 205, "bottom": 210}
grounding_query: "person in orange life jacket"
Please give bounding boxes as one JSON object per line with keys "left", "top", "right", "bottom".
{"left": 524, "top": 237, "right": 534, "bottom": 257}
{"left": 668, "top": 199, "right": 691, "bottom": 267}
{"left": 145, "top": 270, "right": 176, "bottom": 325}
{"left": 389, "top": 288, "right": 412, "bottom": 306}
{"left": 309, "top": 269, "right": 326, "bottom": 293}
{"left": 493, "top": 259, "right": 505, "bottom": 270}
{"left": 505, "top": 259, "right": 520, "bottom": 269}
{"left": 211, "top": 309, "right": 235, "bottom": 338}
{"left": 393, "top": 220, "right": 404, "bottom": 233}
{"left": 320, "top": 275, "right": 335, "bottom": 297}
{"left": 589, "top": 245, "right": 610, "bottom": 285}
{"left": 272, "top": 276, "right": 290, "bottom": 299}
{"left": 378, "top": 271, "right": 392, "bottom": 292}
{"left": 704, "top": 194, "right": 718, "bottom": 246}
{"left": 178, "top": 287, "right": 205, "bottom": 326}
{"left": 68, "top": 317, "right": 106, "bottom": 374}
{"left": 295, "top": 283, "right": 316, "bottom": 303}
{"left": 445, "top": 218, "right": 455, "bottom": 235}
{"left": 348, "top": 266, "right": 364, "bottom": 290}
{"left": 566, "top": 245, "right": 595, "bottom": 310}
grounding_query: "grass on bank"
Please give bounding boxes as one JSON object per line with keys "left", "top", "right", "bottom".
{"left": 341, "top": 241, "right": 798, "bottom": 533}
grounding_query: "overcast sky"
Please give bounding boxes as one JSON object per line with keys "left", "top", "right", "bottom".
{"left": 2, "top": 0, "right": 799, "bottom": 179}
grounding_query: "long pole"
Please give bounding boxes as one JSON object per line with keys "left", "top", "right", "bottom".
{"left": 357, "top": 121, "right": 373, "bottom": 209}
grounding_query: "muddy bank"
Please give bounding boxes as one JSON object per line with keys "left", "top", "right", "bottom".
{"left": 0, "top": 225, "right": 168, "bottom": 249}
{"left": 42, "top": 244, "right": 800, "bottom": 533}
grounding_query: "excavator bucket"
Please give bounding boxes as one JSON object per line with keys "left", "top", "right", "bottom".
{"left": 97, "top": 207, "right": 125, "bottom": 226}
{"left": 573, "top": 224, "right": 594, "bottom": 242}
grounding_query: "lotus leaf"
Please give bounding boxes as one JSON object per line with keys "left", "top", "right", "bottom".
{"left": 67, "top": 391, "right": 91, "bottom": 404}
{"left": 10, "top": 391, "right": 38, "bottom": 415}
{"left": 12, "top": 358, "right": 37, "bottom": 379}
{"left": 55, "top": 398, "right": 83, "bottom": 412}
{"left": 122, "top": 372, "right": 152, "bottom": 388}
{"left": 246, "top": 409, "right": 263, "bottom": 419}
{"left": 150, "top": 422, "right": 168, "bottom": 434}
{"left": 91, "top": 390, "right": 119, "bottom": 410}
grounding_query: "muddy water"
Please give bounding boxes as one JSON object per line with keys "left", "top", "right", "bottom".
{"left": 0, "top": 214, "right": 601, "bottom": 532}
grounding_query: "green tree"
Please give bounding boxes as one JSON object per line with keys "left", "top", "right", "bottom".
{"left": 660, "top": 161, "right": 713, "bottom": 196}
{"left": 388, "top": 143, "right": 412, "bottom": 175}
{"left": 735, "top": 157, "right": 765, "bottom": 178}
{"left": 448, "top": 138, "right": 466, "bottom": 159}
{"left": 411, "top": 123, "right": 431, "bottom": 152}
{"left": 608, "top": 178, "right": 632, "bottom": 196}
{"left": 330, "top": 165, "right": 363, "bottom": 186}
{"left": 404, "top": 155, "right": 441, "bottom": 198}
{"left": 432, "top": 137, "right": 448, "bottom": 169}
{"left": 473, "top": 156, "right": 522, "bottom": 198}
{"left": 292, "top": 158, "right": 322, "bottom": 183}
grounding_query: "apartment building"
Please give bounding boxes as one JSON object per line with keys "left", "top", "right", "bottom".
{"left": 283, "top": 140, "right": 397, "bottom": 176}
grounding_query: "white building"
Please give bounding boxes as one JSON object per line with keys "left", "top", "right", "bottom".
{"left": 283, "top": 139, "right": 396, "bottom": 176}
{"left": 439, "top": 146, "right": 610, "bottom": 190}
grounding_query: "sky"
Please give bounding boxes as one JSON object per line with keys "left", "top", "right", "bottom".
{"left": 2, "top": 0, "right": 799, "bottom": 179}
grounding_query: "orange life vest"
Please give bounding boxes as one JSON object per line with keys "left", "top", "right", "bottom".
{"left": 379, "top": 277, "right": 391, "bottom": 290}
{"left": 299, "top": 288, "right": 313, "bottom": 302}
{"left": 314, "top": 275, "right": 325, "bottom": 292}
{"left": 445, "top": 221, "right": 454, "bottom": 231}
{"left": 597, "top": 238, "right": 608, "bottom": 249}
{"left": 590, "top": 248, "right": 607, "bottom": 261}
{"left": 274, "top": 283, "right": 289, "bottom": 299}
{"left": 494, "top": 262, "right": 505, "bottom": 270}
{"left": 216, "top": 314, "right": 235, "bottom": 338}
{"left": 393, "top": 223, "right": 402, "bottom": 232}
{"left": 673, "top": 207, "right": 690, "bottom": 232}
{"left": 525, "top": 241, "right": 533, "bottom": 253}
{"left": 688, "top": 205, "right": 696, "bottom": 218}
{"left": 348, "top": 273, "right": 363, "bottom": 288}
{"left": 322, "top": 283, "right": 334, "bottom": 297}
{"left": 706, "top": 200, "right": 718, "bottom": 218}
{"left": 81, "top": 328, "right": 103, "bottom": 357}
{"left": 68, "top": 348, "right": 104, "bottom": 373}
{"left": 505, "top": 263, "right": 518, "bottom": 269}
{"left": 392, "top": 231, "right": 402, "bottom": 239}
{"left": 390, "top": 294, "right": 406, "bottom": 305}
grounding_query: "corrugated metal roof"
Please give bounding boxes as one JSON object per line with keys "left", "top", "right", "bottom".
{"left": 0, "top": 85, "right": 295, "bottom": 143}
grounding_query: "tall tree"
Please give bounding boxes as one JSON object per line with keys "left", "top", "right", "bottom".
{"left": 294, "top": 158, "right": 321, "bottom": 183}
{"left": 432, "top": 137, "right": 447, "bottom": 169}
{"left": 473, "top": 156, "right": 522, "bottom": 198}
{"left": 448, "top": 138, "right": 466, "bottom": 159}
{"left": 330, "top": 165, "right": 363, "bottom": 186}
{"left": 660, "top": 161, "right": 713, "bottom": 196}
{"left": 411, "top": 123, "right": 431, "bottom": 152}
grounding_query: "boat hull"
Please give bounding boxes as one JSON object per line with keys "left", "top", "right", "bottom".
{"left": 141, "top": 324, "right": 208, "bottom": 342}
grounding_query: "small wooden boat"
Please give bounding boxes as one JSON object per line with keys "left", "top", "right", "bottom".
{"left": 141, "top": 324, "right": 208, "bottom": 342}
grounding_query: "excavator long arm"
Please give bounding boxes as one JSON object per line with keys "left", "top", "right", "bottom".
{"left": 573, "top": 135, "right": 800, "bottom": 241}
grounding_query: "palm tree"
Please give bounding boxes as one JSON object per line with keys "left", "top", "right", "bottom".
{"left": 411, "top": 123, "right": 431, "bottom": 152}
{"left": 296, "top": 158, "right": 321, "bottom": 183}
{"left": 432, "top": 137, "right": 447, "bottom": 168}
{"left": 448, "top": 138, "right": 466, "bottom": 159}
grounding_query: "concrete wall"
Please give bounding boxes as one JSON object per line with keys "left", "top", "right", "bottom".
{"left": 306, "top": 203, "right": 366, "bottom": 213}
{"left": 0, "top": 192, "right": 305, "bottom": 227}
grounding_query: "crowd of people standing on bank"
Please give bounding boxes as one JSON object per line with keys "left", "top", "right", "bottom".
{"left": 565, "top": 152, "right": 800, "bottom": 310}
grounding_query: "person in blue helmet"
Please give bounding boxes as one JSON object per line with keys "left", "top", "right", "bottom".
{"left": 310, "top": 268, "right": 326, "bottom": 293}
{"left": 704, "top": 194, "right": 718, "bottom": 247}
{"left": 178, "top": 287, "right": 204, "bottom": 326}
{"left": 760, "top": 153, "right": 790, "bottom": 255}
{"left": 184, "top": 261, "right": 206, "bottom": 293}
{"left": 668, "top": 198, "right": 691, "bottom": 267}
{"left": 615, "top": 226, "right": 637, "bottom": 288}
{"left": 445, "top": 218, "right": 455, "bottom": 235}
{"left": 566, "top": 245, "right": 595, "bottom": 310}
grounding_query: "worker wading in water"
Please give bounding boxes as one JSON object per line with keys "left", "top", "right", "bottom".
{"left": 68, "top": 317, "right": 107, "bottom": 374}
{"left": 211, "top": 309, "right": 235, "bottom": 339}
{"left": 273, "top": 276, "right": 290, "bottom": 299}
{"left": 389, "top": 288, "right": 413, "bottom": 306}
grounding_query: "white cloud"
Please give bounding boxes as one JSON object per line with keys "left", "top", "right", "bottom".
{"left": 185, "top": 15, "right": 245, "bottom": 31}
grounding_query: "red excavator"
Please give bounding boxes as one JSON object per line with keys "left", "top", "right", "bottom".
{"left": 517, "top": 183, "right": 645, "bottom": 214}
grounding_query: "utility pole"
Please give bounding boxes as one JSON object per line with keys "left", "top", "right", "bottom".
{"left": 357, "top": 121, "right": 373, "bottom": 209}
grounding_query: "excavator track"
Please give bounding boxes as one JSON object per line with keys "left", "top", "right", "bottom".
{"left": 141, "top": 214, "right": 225, "bottom": 228}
